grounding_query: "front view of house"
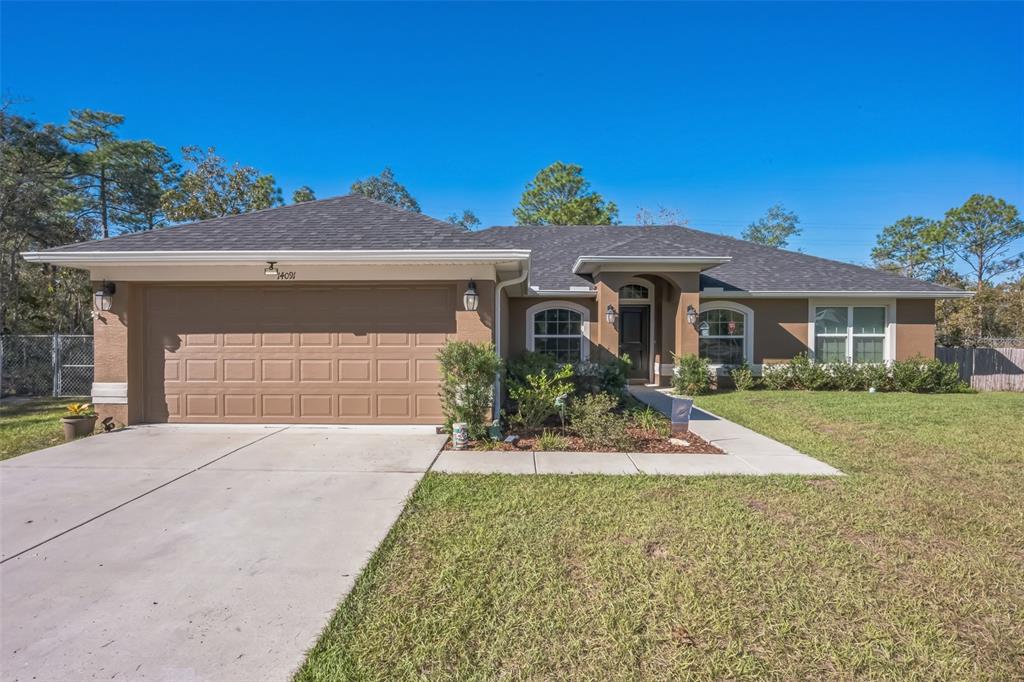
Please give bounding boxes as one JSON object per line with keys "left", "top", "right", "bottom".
{"left": 24, "top": 195, "right": 969, "bottom": 425}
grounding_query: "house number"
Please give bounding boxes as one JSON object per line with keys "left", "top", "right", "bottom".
{"left": 276, "top": 271, "right": 296, "bottom": 280}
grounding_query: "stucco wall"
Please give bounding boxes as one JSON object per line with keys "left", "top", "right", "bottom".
{"left": 748, "top": 299, "right": 810, "bottom": 364}
{"left": 896, "top": 298, "right": 936, "bottom": 360}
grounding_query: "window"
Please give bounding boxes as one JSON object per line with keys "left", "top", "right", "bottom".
{"left": 813, "top": 306, "right": 887, "bottom": 363}
{"left": 698, "top": 307, "right": 747, "bottom": 365}
{"left": 619, "top": 284, "right": 649, "bottom": 301}
{"left": 528, "top": 304, "right": 589, "bottom": 362}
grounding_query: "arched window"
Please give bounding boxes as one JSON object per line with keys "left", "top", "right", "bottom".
{"left": 619, "top": 284, "right": 650, "bottom": 301}
{"left": 698, "top": 303, "right": 753, "bottom": 366}
{"left": 526, "top": 301, "right": 590, "bottom": 362}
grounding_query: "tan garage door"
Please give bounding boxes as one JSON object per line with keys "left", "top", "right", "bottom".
{"left": 144, "top": 285, "right": 454, "bottom": 424}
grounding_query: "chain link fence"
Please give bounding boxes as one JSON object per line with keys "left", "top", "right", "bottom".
{"left": 0, "top": 335, "right": 94, "bottom": 397}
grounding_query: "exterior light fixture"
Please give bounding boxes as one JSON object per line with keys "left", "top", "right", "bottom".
{"left": 698, "top": 320, "right": 711, "bottom": 337}
{"left": 686, "top": 304, "right": 697, "bottom": 326}
{"left": 264, "top": 261, "right": 279, "bottom": 277}
{"left": 93, "top": 281, "right": 116, "bottom": 312}
{"left": 605, "top": 304, "right": 618, "bottom": 326}
{"left": 463, "top": 280, "right": 479, "bottom": 311}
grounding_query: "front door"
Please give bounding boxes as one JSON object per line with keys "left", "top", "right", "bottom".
{"left": 619, "top": 305, "right": 650, "bottom": 381}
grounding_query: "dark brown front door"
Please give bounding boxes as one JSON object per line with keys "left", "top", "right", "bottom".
{"left": 619, "top": 305, "right": 650, "bottom": 380}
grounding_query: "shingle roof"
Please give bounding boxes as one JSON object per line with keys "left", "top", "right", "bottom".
{"left": 43, "top": 194, "right": 479, "bottom": 252}
{"left": 35, "top": 196, "right": 961, "bottom": 295}
{"left": 474, "top": 224, "right": 959, "bottom": 294}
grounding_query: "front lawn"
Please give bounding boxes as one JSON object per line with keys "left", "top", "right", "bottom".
{"left": 0, "top": 398, "right": 70, "bottom": 460}
{"left": 296, "top": 392, "right": 1024, "bottom": 681}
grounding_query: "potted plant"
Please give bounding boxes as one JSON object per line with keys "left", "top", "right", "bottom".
{"left": 61, "top": 403, "right": 97, "bottom": 441}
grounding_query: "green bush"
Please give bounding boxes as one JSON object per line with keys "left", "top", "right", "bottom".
{"left": 508, "top": 363, "right": 574, "bottom": 428}
{"left": 761, "top": 363, "right": 792, "bottom": 390}
{"left": 729, "top": 363, "right": 756, "bottom": 391}
{"left": 630, "top": 405, "right": 670, "bottom": 437}
{"left": 507, "top": 352, "right": 559, "bottom": 389}
{"left": 789, "top": 352, "right": 833, "bottom": 390}
{"left": 536, "top": 429, "right": 569, "bottom": 451}
{"left": 672, "top": 353, "right": 713, "bottom": 395}
{"left": 829, "top": 361, "right": 865, "bottom": 391}
{"left": 438, "top": 341, "right": 503, "bottom": 440}
{"left": 758, "top": 354, "right": 966, "bottom": 394}
{"left": 567, "top": 393, "right": 636, "bottom": 450}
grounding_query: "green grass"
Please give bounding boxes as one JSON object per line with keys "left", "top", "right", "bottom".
{"left": 296, "top": 392, "right": 1024, "bottom": 681}
{"left": 0, "top": 398, "right": 71, "bottom": 460}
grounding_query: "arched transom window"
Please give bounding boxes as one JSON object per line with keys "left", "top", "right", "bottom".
{"left": 698, "top": 306, "right": 749, "bottom": 365}
{"left": 619, "top": 284, "right": 650, "bottom": 301}
{"left": 527, "top": 302, "right": 589, "bottom": 362}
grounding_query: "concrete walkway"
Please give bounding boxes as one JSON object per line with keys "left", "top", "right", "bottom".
{"left": 432, "top": 388, "right": 841, "bottom": 476}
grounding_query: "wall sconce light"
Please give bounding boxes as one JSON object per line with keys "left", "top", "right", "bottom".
{"left": 605, "top": 304, "right": 618, "bottom": 326}
{"left": 264, "top": 261, "right": 279, "bottom": 277}
{"left": 463, "top": 280, "right": 479, "bottom": 312}
{"left": 686, "top": 304, "right": 697, "bottom": 326}
{"left": 93, "top": 281, "right": 116, "bottom": 313}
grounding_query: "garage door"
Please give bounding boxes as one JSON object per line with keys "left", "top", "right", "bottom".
{"left": 144, "top": 285, "right": 453, "bottom": 424}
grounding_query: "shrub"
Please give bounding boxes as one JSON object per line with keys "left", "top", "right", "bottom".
{"left": 891, "top": 356, "right": 967, "bottom": 393}
{"left": 789, "top": 352, "right": 833, "bottom": 390}
{"left": 438, "top": 341, "right": 503, "bottom": 440}
{"left": 507, "top": 352, "right": 559, "bottom": 389}
{"left": 571, "top": 355, "right": 631, "bottom": 396}
{"left": 730, "top": 363, "right": 756, "bottom": 391}
{"left": 860, "top": 363, "right": 891, "bottom": 392}
{"left": 672, "top": 353, "right": 713, "bottom": 395}
{"left": 829, "top": 361, "right": 864, "bottom": 392}
{"left": 630, "top": 405, "right": 670, "bottom": 437}
{"left": 761, "top": 362, "right": 792, "bottom": 390}
{"left": 567, "top": 393, "right": 636, "bottom": 450}
{"left": 536, "top": 429, "right": 569, "bottom": 451}
{"left": 508, "top": 363, "right": 574, "bottom": 428}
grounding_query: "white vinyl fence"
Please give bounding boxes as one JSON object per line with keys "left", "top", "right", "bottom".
{"left": 0, "top": 335, "right": 94, "bottom": 397}
{"left": 936, "top": 345, "right": 1024, "bottom": 392}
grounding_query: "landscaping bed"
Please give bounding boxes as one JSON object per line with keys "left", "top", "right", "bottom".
{"left": 446, "top": 426, "right": 722, "bottom": 454}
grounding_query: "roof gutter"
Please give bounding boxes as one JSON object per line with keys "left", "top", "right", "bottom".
{"left": 493, "top": 266, "right": 531, "bottom": 420}
{"left": 701, "top": 289, "right": 974, "bottom": 299}
{"left": 20, "top": 249, "right": 533, "bottom": 267}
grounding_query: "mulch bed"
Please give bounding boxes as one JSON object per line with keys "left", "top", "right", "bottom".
{"left": 446, "top": 426, "right": 723, "bottom": 454}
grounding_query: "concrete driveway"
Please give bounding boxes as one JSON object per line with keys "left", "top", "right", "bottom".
{"left": 0, "top": 424, "right": 445, "bottom": 682}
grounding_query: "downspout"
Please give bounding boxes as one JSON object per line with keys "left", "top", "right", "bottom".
{"left": 493, "top": 264, "right": 530, "bottom": 420}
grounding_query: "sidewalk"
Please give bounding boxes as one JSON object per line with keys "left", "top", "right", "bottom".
{"left": 431, "top": 388, "right": 842, "bottom": 477}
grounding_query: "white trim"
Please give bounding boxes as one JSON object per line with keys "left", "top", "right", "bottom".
{"left": 702, "top": 289, "right": 971, "bottom": 299}
{"left": 525, "top": 300, "right": 591, "bottom": 361}
{"left": 92, "top": 382, "right": 127, "bottom": 405}
{"left": 21, "top": 249, "right": 532, "bottom": 267}
{"left": 698, "top": 300, "right": 755, "bottom": 366}
{"left": 807, "top": 298, "right": 896, "bottom": 363}
{"left": 528, "top": 286, "right": 596, "bottom": 297}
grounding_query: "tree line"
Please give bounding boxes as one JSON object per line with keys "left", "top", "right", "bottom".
{"left": 2, "top": 105, "right": 1021, "bottom": 343}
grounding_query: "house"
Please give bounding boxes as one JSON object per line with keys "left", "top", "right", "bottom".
{"left": 23, "top": 195, "right": 969, "bottom": 425}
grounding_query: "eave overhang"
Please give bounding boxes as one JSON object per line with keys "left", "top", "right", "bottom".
{"left": 21, "top": 249, "right": 532, "bottom": 268}
{"left": 572, "top": 255, "right": 732, "bottom": 275}
{"left": 699, "top": 289, "right": 973, "bottom": 299}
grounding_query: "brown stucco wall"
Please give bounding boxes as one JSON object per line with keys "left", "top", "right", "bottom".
{"left": 896, "top": 298, "right": 936, "bottom": 360}
{"left": 747, "top": 299, "right": 810, "bottom": 364}
{"left": 93, "top": 280, "right": 495, "bottom": 425}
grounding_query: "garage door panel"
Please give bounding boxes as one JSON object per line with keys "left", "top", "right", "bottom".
{"left": 146, "top": 285, "right": 455, "bottom": 424}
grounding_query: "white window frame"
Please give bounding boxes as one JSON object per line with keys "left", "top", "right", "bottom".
{"left": 525, "top": 300, "right": 591, "bottom": 361}
{"left": 698, "top": 301, "right": 755, "bottom": 369}
{"left": 807, "top": 299, "right": 896, "bottom": 363}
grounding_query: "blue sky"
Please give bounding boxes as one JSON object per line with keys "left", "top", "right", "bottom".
{"left": 3, "top": 1, "right": 1022, "bottom": 266}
